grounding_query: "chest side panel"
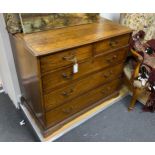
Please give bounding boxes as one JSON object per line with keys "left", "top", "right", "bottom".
{"left": 10, "top": 34, "right": 45, "bottom": 128}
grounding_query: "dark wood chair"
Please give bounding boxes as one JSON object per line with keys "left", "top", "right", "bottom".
{"left": 124, "top": 49, "right": 144, "bottom": 110}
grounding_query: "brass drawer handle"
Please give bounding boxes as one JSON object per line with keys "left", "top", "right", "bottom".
{"left": 62, "top": 54, "right": 75, "bottom": 61}
{"left": 103, "top": 70, "right": 113, "bottom": 78}
{"left": 109, "top": 40, "right": 118, "bottom": 47}
{"left": 62, "top": 72, "right": 73, "bottom": 79}
{"left": 101, "top": 87, "right": 111, "bottom": 94}
{"left": 106, "top": 55, "right": 117, "bottom": 63}
{"left": 62, "top": 106, "right": 73, "bottom": 114}
{"left": 101, "top": 90, "right": 106, "bottom": 94}
{"left": 113, "top": 55, "right": 117, "bottom": 59}
{"left": 62, "top": 88, "right": 74, "bottom": 97}
{"left": 103, "top": 74, "right": 109, "bottom": 78}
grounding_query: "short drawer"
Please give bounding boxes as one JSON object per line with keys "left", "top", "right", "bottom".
{"left": 94, "top": 34, "right": 130, "bottom": 55}
{"left": 45, "top": 78, "right": 121, "bottom": 128}
{"left": 40, "top": 45, "right": 93, "bottom": 73}
{"left": 43, "top": 63, "right": 124, "bottom": 111}
{"left": 42, "top": 47, "right": 128, "bottom": 93}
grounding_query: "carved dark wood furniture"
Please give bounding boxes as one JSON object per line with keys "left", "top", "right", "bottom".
{"left": 124, "top": 49, "right": 143, "bottom": 110}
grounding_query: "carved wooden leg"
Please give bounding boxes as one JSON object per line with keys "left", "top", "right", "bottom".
{"left": 128, "top": 87, "right": 138, "bottom": 111}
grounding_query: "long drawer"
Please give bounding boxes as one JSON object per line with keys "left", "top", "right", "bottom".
{"left": 43, "top": 63, "right": 124, "bottom": 111}
{"left": 94, "top": 34, "right": 130, "bottom": 55}
{"left": 45, "top": 78, "right": 121, "bottom": 127}
{"left": 42, "top": 47, "right": 128, "bottom": 93}
{"left": 40, "top": 44, "right": 93, "bottom": 73}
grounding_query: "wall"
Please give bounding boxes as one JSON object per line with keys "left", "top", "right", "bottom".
{"left": 0, "top": 14, "right": 21, "bottom": 108}
{"left": 100, "top": 13, "right": 120, "bottom": 23}
{"left": 0, "top": 72, "right": 2, "bottom": 87}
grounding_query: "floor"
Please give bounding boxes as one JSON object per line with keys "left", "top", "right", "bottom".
{"left": 0, "top": 93, "right": 38, "bottom": 142}
{"left": 0, "top": 92, "right": 155, "bottom": 142}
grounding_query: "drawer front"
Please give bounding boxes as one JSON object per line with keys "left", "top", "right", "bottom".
{"left": 45, "top": 78, "right": 121, "bottom": 127}
{"left": 42, "top": 47, "right": 128, "bottom": 92}
{"left": 94, "top": 34, "right": 130, "bottom": 55}
{"left": 44, "top": 63, "right": 124, "bottom": 111}
{"left": 40, "top": 45, "right": 93, "bottom": 73}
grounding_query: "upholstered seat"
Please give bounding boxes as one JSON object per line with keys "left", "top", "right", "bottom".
{"left": 123, "top": 63, "right": 142, "bottom": 88}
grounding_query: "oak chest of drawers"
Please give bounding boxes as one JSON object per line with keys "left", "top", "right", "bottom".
{"left": 10, "top": 18, "right": 132, "bottom": 137}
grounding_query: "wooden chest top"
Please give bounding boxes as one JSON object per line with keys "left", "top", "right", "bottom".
{"left": 15, "top": 18, "right": 132, "bottom": 56}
